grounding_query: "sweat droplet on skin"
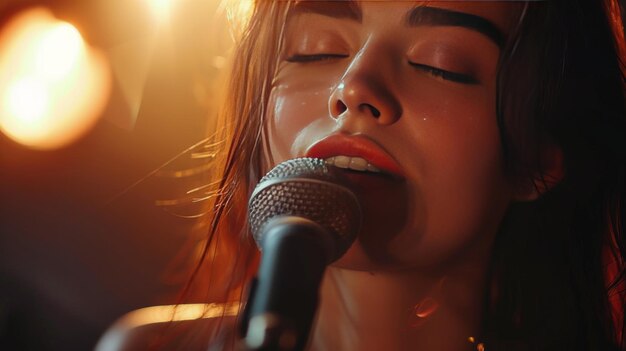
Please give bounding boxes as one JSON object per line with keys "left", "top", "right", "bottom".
{"left": 407, "top": 297, "right": 439, "bottom": 328}
{"left": 414, "top": 297, "right": 439, "bottom": 318}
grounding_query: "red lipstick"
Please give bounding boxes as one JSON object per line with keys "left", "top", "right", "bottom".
{"left": 305, "top": 134, "right": 405, "bottom": 178}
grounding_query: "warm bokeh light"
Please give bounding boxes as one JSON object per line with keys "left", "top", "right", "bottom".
{"left": 145, "top": 0, "right": 172, "bottom": 23}
{"left": 5, "top": 78, "right": 48, "bottom": 126}
{"left": 0, "top": 7, "right": 111, "bottom": 150}
{"left": 220, "top": 0, "right": 254, "bottom": 37}
{"left": 36, "top": 23, "right": 82, "bottom": 81}
{"left": 232, "top": 0, "right": 254, "bottom": 20}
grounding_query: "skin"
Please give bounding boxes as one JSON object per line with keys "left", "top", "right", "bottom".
{"left": 266, "top": 1, "right": 523, "bottom": 349}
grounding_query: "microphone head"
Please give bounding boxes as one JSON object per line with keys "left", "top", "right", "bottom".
{"left": 248, "top": 158, "right": 361, "bottom": 262}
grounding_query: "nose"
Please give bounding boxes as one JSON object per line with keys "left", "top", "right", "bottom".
{"left": 329, "top": 53, "right": 402, "bottom": 125}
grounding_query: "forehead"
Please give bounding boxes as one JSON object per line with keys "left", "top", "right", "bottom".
{"left": 291, "top": 0, "right": 522, "bottom": 38}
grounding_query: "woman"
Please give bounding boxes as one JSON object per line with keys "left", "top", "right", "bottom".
{"left": 99, "top": 0, "right": 626, "bottom": 350}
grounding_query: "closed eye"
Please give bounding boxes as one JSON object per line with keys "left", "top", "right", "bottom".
{"left": 409, "top": 62, "right": 478, "bottom": 85}
{"left": 286, "top": 54, "right": 349, "bottom": 63}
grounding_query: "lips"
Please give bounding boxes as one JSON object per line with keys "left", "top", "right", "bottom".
{"left": 305, "top": 134, "right": 405, "bottom": 178}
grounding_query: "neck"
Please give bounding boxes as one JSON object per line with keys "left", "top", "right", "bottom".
{"left": 308, "top": 260, "right": 489, "bottom": 351}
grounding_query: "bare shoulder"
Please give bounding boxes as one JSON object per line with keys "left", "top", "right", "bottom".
{"left": 96, "top": 302, "right": 241, "bottom": 351}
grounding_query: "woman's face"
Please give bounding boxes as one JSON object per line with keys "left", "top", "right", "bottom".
{"left": 267, "top": 1, "right": 521, "bottom": 270}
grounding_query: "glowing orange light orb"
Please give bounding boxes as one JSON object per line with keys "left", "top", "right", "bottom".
{"left": 0, "top": 7, "right": 111, "bottom": 150}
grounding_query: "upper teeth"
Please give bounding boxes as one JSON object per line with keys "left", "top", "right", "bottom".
{"left": 324, "top": 156, "right": 381, "bottom": 173}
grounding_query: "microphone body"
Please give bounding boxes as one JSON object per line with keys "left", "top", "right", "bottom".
{"left": 245, "top": 217, "right": 332, "bottom": 351}
{"left": 242, "top": 158, "right": 361, "bottom": 351}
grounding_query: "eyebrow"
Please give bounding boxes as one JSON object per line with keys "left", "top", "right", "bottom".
{"left": 290, "top": 1, "right": 504, "bottom": 48}
{"left": 406, "top": 6, "right": 504, "bottom": 48}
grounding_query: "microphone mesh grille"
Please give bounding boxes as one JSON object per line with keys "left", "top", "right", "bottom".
{"left": 259, "top": 157, "right": 331, "bottom": 182}
{"left": 248, "top": 158, "right": 360, "bottom": 260}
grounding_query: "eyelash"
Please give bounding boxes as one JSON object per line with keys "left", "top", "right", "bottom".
{"left": 409, "top": 62, "right": 478, "bottom": 85}
{"left": 285, "top": 54, "right": 478, "bottom": 85}
{"left": 285, "top": 54, "right": 348, "bottom": 63}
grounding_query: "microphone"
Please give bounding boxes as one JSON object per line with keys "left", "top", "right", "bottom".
{"left": 241, "top": 158, "right": 361, "bottom": 351}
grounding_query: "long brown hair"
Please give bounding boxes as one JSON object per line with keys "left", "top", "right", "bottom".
{"left": 486, "top": 0, "right": 626, "bottom": 350}
{"left": 177, "top": 0, "right": 292, "bottom": 310}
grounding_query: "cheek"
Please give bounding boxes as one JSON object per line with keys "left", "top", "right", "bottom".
{"left": 388, "top": 91, "right": 512, "bottom": 266}
{"left": 267, "top": 83, "right": 335, "bottom": 165}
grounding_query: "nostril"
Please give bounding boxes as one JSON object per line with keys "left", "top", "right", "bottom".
{"left": 335, "top": 100, "right": 347, "bottom": 115}
{"left": 363, "top": 104, "right": 381, "bottom": 118}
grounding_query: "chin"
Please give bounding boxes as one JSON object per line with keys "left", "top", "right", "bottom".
{"left": 331, "top": 239, "right": 401, "bottom": 272}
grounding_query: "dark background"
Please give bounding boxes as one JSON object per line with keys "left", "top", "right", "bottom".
{"left": 0, "top": 1, "right": 625, "bottom": 350}
{"left": 0, "top": 0, "right": 234, "bottom": 349}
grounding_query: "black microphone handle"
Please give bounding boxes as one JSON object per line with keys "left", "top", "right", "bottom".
{"left": 243, "top": 216, "right": 334, "bottom": 351}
